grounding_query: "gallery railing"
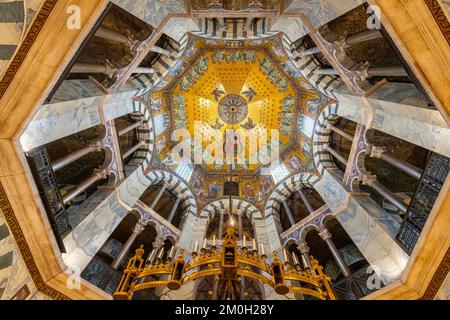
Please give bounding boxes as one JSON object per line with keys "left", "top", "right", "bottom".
{"left": 396, "top": 152, "right": 450, "bottom": 254}
{"left": 25, "top": 146, "right": 71, "bottom": 252}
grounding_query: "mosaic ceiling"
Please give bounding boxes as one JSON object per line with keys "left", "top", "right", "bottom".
{"left": 150, "top": 35, "right": 323, "bottom": 178}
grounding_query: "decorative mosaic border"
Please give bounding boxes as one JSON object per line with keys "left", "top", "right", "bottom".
{"left": 420, "top": 246, "right": 450, "bottom": 300}
{"left": 424, "top": 0, "right": 450, "bottom": 45}
{"left": 0, "top": 0, "right": 58, "bottom": 99}
{"left": 0, "top": 182, "right": 70, "bottom": 300}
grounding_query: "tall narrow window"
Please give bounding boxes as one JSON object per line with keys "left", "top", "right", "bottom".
{"left": 154, "top": 113, "right": 168, "bottom": 136}
{"left": 298, "top": 115, "right": 315, "bottom": 138}
{"left": 270, "top": 162, "right": 289, "bottom": 184}
{"left": 175, "top": 159, "right": 194, "bottom": 182}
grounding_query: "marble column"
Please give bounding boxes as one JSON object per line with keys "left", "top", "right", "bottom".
{"left": 362, "top": 175, "right": 408, "bottom": 213}
{"left": 296, "top": 240, "right": 312, "bottom": 270}
{"left": 297, "top": 189, "right": 315, "bottom": 214}
{"left": 52, "top": 141, "right": 102, "bottom": 171}
{"left": 71, "top": 63, "right": 154, "bottom": 77}
{"left": 282, "top": 200, "right": 296, "bottom": 226}
{"left": 149, "top": 45, "right": 172, "bottom": 57}
{"left": 370, "top": 146, "right": 423, "bottom": 179}
{"left": 327, "top": 123, "right": 354, "bottom": 141}
{"left": 122, "top": 140, "right": 146, "bottom": 159}
{"left": 167, "top": 197, "right": 181, "bottom": 223}
{"left": 150, "top": 185, "right": 167, "bottom": 210}
{"left": 324, "top": 144, "right": 348, "bottom": 166}
{"left": 318, "top": 228, "right": 351, "bottom": 277}
{"left": 118, "top": 120, "right": 143, "bottom": 136}
{"left": 111, "top": 221, "right": 146, "bottom": 269}
{"left": 95, "top": 26, "right": 130, "bottom": 44}
{"left": 315, "top": 66, "right": 407, "bottom": 77}
{"left": 301, "top": 30, "right": 382, "bottom": 57}
{"left": 147, "top": 236, "right": 165, "bottom": 265}
{"left": 300, "top": 46, "right": 322, "bottom": 57}
{"left": 345, "top": 29, "right": 382, "bottom": 45}
{"left": 62, "top": 168, "right": 107, "bottom": 204}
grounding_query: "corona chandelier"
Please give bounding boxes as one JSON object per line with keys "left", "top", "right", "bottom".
{"left": 113, "top": 225, "right": 336, "bottom": 300}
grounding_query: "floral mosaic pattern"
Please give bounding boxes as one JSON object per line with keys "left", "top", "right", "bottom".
{"left": 180, "top": 56, "right": 209, "bottom": 91}
{"left": 212, "top": 51, "right": 257, "bottom": 64}
{"left": 280, "top": 95, "right": 296, "bottom": 135}
{"left": 259, "top": 57, "right": 288, "bottom": 92}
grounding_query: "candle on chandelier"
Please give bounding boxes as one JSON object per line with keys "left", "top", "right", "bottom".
{"left": 193, "top": 240, "right": 199, "bottom": 253}
{"left": 293, "top": 253, "right": 300, "bottom": 266}
{"left": 212, "top": 235, "right": 216, "bottom": 247}
{"left": 260, "top": 244, "right": 265, "bottom": 256}
{"left": 252, "top": 238, "right": 257, "bottom": 251}
{"left": 243, "top": 235, "right": 246, "bottom": 247}
{"left": 147, "top": 248, "right": 156, "bottom": 263}
{"left": 203, "top": 238, "right": 207, "bottom": 249}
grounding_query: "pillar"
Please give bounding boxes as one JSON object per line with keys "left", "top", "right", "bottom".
{"left": 167, "top": 197, "right": 181, "bottom": 223}
{"left": 327, "top": 123, "right": 354, "bottom": 141}
{"left": 150, "top": 184, "right": 167, "bottom": 209}
{"left": 62, "top": 168, "right": 107, "bottom": 204}
{"left": 111, "top": 221, "right": 146, "bottom": 269}
{"left": 362, "top": 175, "right": 408, "bottom": 213}
{"left": 370, "top": 146, "right": 423, "bottom": 179}
{"left": 217, "top": 209, "right": 225, "bottom": 239}
{"left": 95, "top": 26, "right": 129, "bottom": 44}
{"left": 297, "top": 189, "right": 315, "bottom": 214}
{"left": 52, "top": 141, "right": 102, "bottom": 171}
{"left": 282, "top": 200, "right": 296, "bottom": 226}
{"left": 147, "top": 236, "right": 165, "bottom": 265}
{"left": 314, "top": 66, "right": 407, "bottom": 77}
{"left": 301, "top": 30, "right": 382, "bottom": 57}
{"left": 149, "top": 45, "right": 172, "bottom": 57}
{"left": 134, "top": 67, "right": 156, "bottom": 74}
{"left": 118, "top": 120, "right": 143, "bottom": 136}
{"left": 238, "top": 211, "right": 243, "bottom": 240}
{"left": 318, "top": 228, "right": 351, "bottom": 277}
{"left": 324, "top": 144, "right": 348, "bottom": 166}
{"left": 122, "top": 140, "right": 146, "bottom": 159}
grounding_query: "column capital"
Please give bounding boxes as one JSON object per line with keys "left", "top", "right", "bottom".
{"left": 296, "top": 240, "right": 310, "bottom": 254}
{"left": 318, "top": 228, "right": 333, "bottom": 241}
{"left": 104, "top": 59, "right": 118, "bottom": 79}
{"left": 370, "top": 146, "right": 387, "bottom": 159}
{"left": 152, "top": 236, "right": 165, "bottom": 249}
{"left": 89, "top": 140, "right": 103, "bottom": 151}
{"left": 93, "top": 168, "right": 108, "bottom": 180}
{"left": 134, "top": 221, "right": 146, "bottom": 234}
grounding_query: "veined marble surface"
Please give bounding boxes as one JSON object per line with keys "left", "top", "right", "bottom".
{"left": 271, "top": 0, "right": 365, "bottom": 41}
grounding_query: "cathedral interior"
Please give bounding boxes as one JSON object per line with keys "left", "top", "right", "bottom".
{"left": 0, "top": 0, "right": 449, "bottom": 301}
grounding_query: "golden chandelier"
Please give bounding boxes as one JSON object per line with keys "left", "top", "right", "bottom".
{"left": 114, "top": 227, "right": 336, "bottom": 300}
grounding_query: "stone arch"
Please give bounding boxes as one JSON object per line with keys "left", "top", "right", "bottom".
{"left": 282, "top": 36, "right": 343, "bottom": 99}
{"left": 313, "top": 102, "right": 341, "bottom": 175}
{"left": 143, "top": 169, "right": 197, "bottom": 218}
{"left": 264, "top": 172, "right": 321, "bottom": 218}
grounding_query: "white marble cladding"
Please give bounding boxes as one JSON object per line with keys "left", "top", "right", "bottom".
{"left": 337, "top": 197, "right": 409, "bottom": 284}
{"left": 111, "top": 0, "right": 199, "bottom": 42}
{"left": 334, "top": 84, "right": 450, "bottom": 158}
{"left": 271, "top": 0, "right": 365, "bottom": 42}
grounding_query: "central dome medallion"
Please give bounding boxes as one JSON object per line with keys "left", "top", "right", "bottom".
{"left": 218, "top": 94, "right": 248, "bottom": 124}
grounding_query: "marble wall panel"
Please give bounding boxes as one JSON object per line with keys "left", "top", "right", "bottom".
{"left": 337, "top": 197, "right": 409, "bottom": 284}
{"left": 0, "top": 213, "right": 37, "bottom": 300}
{"left": 271, "top": 0, "right": 365, "bottom": 41}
